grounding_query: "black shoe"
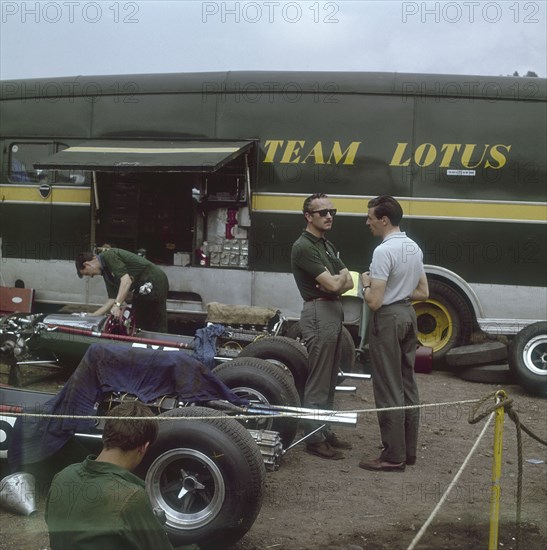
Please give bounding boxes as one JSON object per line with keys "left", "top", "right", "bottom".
{"left": 326, "top": 433, "right": 353, "bottom": 450}
{"left": 306, "top": 441, "right": 345, "bottom": 460}
{"left": 406, "top": 456, "right": 417, "bottom": 466}
{"left": 358, "top": 457, "right": 406, "bottom": 472}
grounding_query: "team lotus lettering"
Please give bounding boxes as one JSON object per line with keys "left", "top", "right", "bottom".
{"left": 390, "top": 143, "right": 512, "bottom": 169}
{"left": 262, "top": 140, "right": 511, "bottom": 169}
{"left": 263, "top": 140, "right": 361, "bottom": 165}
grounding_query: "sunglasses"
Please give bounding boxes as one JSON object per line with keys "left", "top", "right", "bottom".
{"left": 310, "top": 208, "right": 337, "bottom": 217}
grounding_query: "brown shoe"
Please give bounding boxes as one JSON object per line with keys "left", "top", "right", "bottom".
{"left": 358, "top": 457, "right": 405, "bottom": 472}
{"left": 326, "top": 433, "right": 353, "bottom": 450}
{"left": 306, "top": 441, "right": 345, "bottom": 460}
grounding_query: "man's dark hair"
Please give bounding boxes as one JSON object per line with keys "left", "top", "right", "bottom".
{"left": 75, "top": 252, "right": 94, "bottom": 278}
{"left": 368, "top": 195, "right": 403, "bottom": 226}
{"left": 102, "top": 401, "right": 158, "bottom": 451}
{"left": 302, "top": 193, "right": 328, "bottom": 214}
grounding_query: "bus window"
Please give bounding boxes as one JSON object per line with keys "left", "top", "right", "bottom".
{"left": 7, "top": 142, "right": 89, "bottom": 185}
{"left": 8, "top": 142, "right": 50, "bottom": 183}
{"left": 54, "top": 143, "right": 90, "bottom": 185}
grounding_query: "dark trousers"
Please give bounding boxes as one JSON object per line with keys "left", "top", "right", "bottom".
{"left": 133, "top": 268, "right": 169, "bottom": 333}
{"left": 300, "top": 299, "right": 343, "bottom": 444}
{"left": 369, "top": 302, "right": 420, "bottom": 463}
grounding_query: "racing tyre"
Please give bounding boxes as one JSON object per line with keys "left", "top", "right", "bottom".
{"left": 457, "top": 364, "right": 514, "bottom": 385}
{"left": 213, "top": 357, "right": 301, "bottom": 447}
{"left": 413, "top": 279, "right": 474, "bottom": 365}
{"left": 136, "top": 407, "right": 265, "bottom": 549}
{"left": 508, "top": 322, "right": 547, "bottom": 397}
{"left": 287, "top": 321, "right": 355, "bottom": 375}
{"left": 446, "top": 342, "right": 507, "bottom": 368}
{"left": 238, "top": 336, "right": 308, "bottom": 398}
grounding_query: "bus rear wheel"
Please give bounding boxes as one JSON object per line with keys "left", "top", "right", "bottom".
{"left": 413, "top": 279, "right": 473, "bottom": 364}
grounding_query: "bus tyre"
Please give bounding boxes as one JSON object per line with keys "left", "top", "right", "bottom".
{"left": 286, "top": 321, "right": 355, "bottom": 375}
{"left": 136, "top": 407, "right": 265, "bottom": 549}
{"left": 212, "top": 357, "right": 301, "bottom": 447}
{"left": 508, "top": 322, "right": 547, "bottom": 397}
{"left": 414, "top": 279, "right": 473, "bottom": 365}
{"left": 238, "top": 336, "right": 308, "bottom": 398}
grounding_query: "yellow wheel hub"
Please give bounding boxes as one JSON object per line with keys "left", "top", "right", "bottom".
{"left": 413, "top": 299, "right": 454, "bottom": 353}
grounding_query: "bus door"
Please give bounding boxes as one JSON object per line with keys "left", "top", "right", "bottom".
{"left": 1, "top": 141, "right": 90, "bottom": 262}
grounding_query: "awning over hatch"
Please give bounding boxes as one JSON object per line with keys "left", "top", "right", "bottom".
{"left": 34, "top": 140, "right": 255, "bottom": 172}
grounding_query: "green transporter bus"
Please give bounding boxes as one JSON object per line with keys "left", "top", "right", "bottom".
{"left": 0, "top": 71, "right": 545, "bottom": 366}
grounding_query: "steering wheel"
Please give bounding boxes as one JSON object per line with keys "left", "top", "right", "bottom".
{"left": 103, "top": 306, "right": 137, "bottom": 336}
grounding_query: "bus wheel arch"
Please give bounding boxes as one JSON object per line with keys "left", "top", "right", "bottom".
{"left": 414, "top": 278, "right": 474, "bottom": 364}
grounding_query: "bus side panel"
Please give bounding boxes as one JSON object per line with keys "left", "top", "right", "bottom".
{"left": 411, "top": 96, "right": 546, "bottom": 201}
{"left": 406, "top": 218, "right": 546, "bottom": 288}
{"left": 91, "top": 93, "right": 218, "bottom": 139}
{"left": 0, "top": 201, "right": 89, "bottom": 262}
{"left": 0, "top": 97, "right": 92, "bottom": 138}
{"left": 50, "top": 204, "right": 91, "bottom": 260}
{"left": 216, "top": 87, "right": 414, "bottom": 272}
{"left": 407, "top": 93, "right": 546, "bottom": 288}
{"left": 0, "top": 203, "right": 51, "bottom": 260}
{"left": 247, "top": 212, "right": 371, "bottom": 274}
{"left": 216, "top": 90, "right": 414, "bottom": 196}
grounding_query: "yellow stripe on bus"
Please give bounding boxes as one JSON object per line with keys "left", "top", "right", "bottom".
{"left": 2, "top": 186, "right": 545, "bottom": 223}
{"left": 0, "top": 185, "right": 91, "bottom": 204}
{"left": 251, "top": 194, "right": 547, "bottom": 223}
{"left": 67, "top": 146, "right": 240, "bottom": 154}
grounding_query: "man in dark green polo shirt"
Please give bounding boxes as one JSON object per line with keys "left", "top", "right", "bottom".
{"left": 291, "top": 193, "right": 354, "bottom": 460}
{"left": 45, "top": 402, "right": 174, "bottom": 550}
{"left": 75, "top": 247, "right": 169, "bottom": 332}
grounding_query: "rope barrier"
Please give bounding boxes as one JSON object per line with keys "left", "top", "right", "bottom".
{"left": 407, "top": 391, "right": 546, "bottom": 550}
{"left": 2, "top": 394, "right": 544, "bottom": 483}
{"left": 407, "top": 407, "right": 496, "bottom": 550}
{"left": 469, "top": 391, "right": 547, "bottom": 550}
{"left": 0, "top": 397, "right": 485, "bottom": 422}
{"left": 1, "top": 389, "right": 545, "bottom": 548}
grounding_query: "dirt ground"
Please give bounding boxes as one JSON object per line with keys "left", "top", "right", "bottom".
{"left": 1, "top": 368, "right": 546, "bottom": 550}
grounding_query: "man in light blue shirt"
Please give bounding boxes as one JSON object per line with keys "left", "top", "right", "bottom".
{"left": 359, "top": 195, "right": 429, "bottom": 472}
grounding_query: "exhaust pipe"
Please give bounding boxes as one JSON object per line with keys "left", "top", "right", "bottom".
{"left": 0, "top": 472, "right": 37, "bottom": 516}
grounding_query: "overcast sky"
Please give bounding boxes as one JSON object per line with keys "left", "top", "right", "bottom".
{"left": 1, "top": 0, "right": 546, "bottom": 80}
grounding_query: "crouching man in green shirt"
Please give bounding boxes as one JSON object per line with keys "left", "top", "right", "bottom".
{"left": 75, "top": 247, "right": 169, "bottom": 332}
{"left": 45, "top": 401, "right": 174, "bottom": 550}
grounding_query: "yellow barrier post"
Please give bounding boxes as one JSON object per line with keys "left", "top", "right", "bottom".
{"left": 488, "top": 390, "right": 507, "bottom": 550}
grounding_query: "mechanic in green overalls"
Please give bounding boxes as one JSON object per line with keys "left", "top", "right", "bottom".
{"left": 75, "top": 247, "right": 169, "bottom": 332}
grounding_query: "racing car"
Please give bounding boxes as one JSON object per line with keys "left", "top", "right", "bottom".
{"left": 0, "top": 307, "right": 310, "bottom": 397}
{"left": 1, "top": 341, "right": 357, "bottom": 548}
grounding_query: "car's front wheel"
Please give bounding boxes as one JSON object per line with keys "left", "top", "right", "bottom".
{"left": 136, "top": 406, "right": 265, "bottom": 549}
